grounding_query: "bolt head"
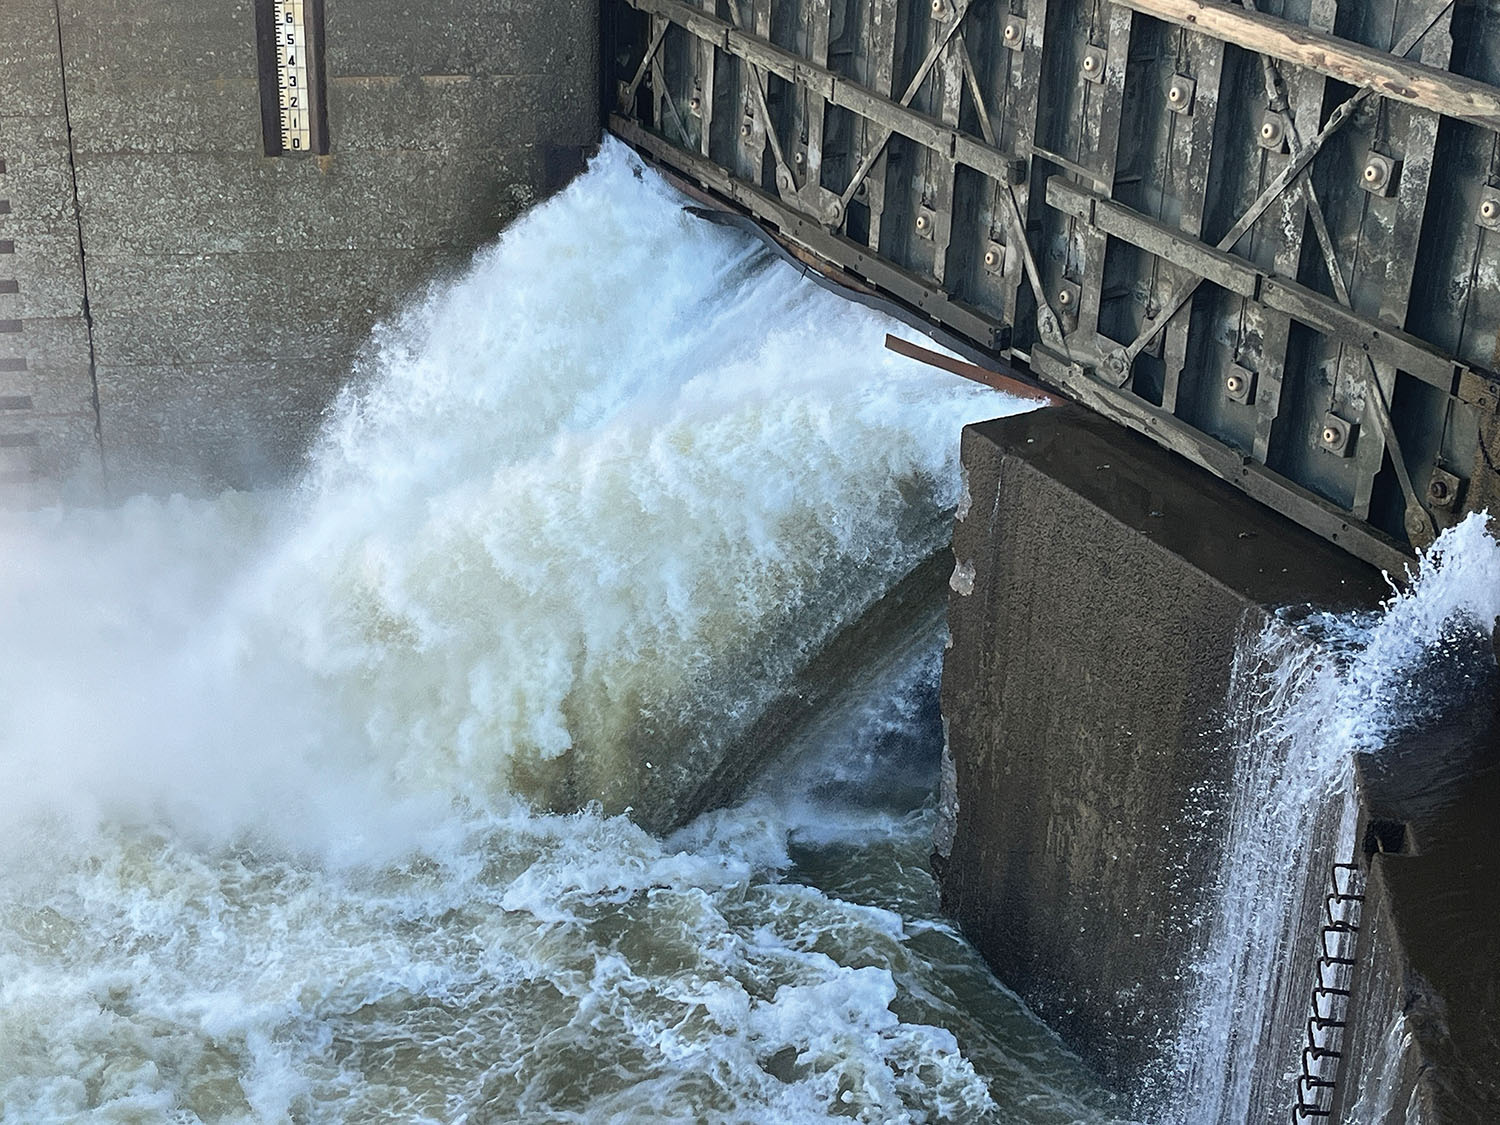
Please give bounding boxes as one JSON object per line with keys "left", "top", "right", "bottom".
{"left": 1169, "top": 86, "right": 1184, "bottom": 103}
{"left": 741, "top": 121, "right": 753, "bottom": 136}
{"left": 1004, "top": 22, "right": 1021, "bottom": 41}
{"left": 1429, "top": 479, "right": 1450, "bottom": 502}
{"left": 1057, "top": 289, "right": 1074, "bottom": 307}
{"left": 1322, "top": 425, "right": 1342, "bottom": 446}
{"left": 1363, "top": 163, "right": 1381, "bottom": 182}
{"left": 1483, "top": 199, "right": 1499, "bottom": 221}
{"left": 793, "top": 151, "right": 805, "bottom": 165}
{"left": 931, "top": 0, "right": 944, "bottom": 13}
{"left": 1226, "top": 375, "right": 1244, "bottom": 394}
{"left": 689, "top": 96, "right": 702, "bottom": 113}
{"left": 1083, "top": 55, "right": 1098, "bottom": 72}
{"left": 1261, "top": 122, "right": 1277, "bottom": 140}
{"left": 984, "top": 249, "right": 1000, "bottom": 267}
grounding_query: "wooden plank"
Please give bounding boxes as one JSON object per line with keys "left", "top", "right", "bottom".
{"left": 1000, "top": 0, "right": 1050, "bottom": 335}
{"left": 863, "top": 0, "right": 899, "bottom": 252}
{"left": 1246, "top": 0, "right": 1334, "bottom": 465}
{"left": 1159, "top": 30, "right": 1225, "bottom": 413}
{"left": 930, "top": 26, "right": 966, "bottom": 285}
{"left": 696, "top": 0, "right": 716, "bottom": 159}
{"left": 1074, "top": 3, "right": 1134, "bottom": 351}
{"left": 1110, "top": 0, "right": 1500, "bottom": 131}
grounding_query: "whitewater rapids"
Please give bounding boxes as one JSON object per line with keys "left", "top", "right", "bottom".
{"left": 0, "top": 142, "right": 1125, "bottom": 1122}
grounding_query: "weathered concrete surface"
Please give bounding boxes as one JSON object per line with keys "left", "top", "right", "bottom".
{"left": 0, "top": 0, "right": 100, "bottom": 501}
{"left": 1, "top": 0, "right": 599, "bottom": 496}
{"left": 1334, "top": 640, "right": 1500, "bottom": 1124}
{"left": 936, "top": 405, "right": 1387, "bottom": 1094}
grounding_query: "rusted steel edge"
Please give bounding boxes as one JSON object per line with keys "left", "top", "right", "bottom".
{"left": 883, "top": 335, "right": 1054, "bottom": 403}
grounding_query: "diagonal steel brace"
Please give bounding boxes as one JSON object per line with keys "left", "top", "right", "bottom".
{"left": 1116, "top": 4, "right": 1453, "bottom": 374}
{"left": 835, "top": 0, "right": 978, "bottom": 217}
{"left": 1235, "top": 0, "right": 1455, "bottom": 542}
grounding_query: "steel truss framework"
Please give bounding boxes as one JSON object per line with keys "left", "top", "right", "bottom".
{"left": 604, "top": 0, "right": 1500, "bottom": 573}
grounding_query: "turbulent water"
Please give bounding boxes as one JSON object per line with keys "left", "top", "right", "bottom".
{"left": 0, "top": 142, "right": 1127, "bottom": 1123}
{"left": 5, "top": 138, "right": 1497, "bottom": 1125}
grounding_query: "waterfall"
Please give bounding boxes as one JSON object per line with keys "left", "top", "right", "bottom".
{"left": 0, "top": 141, "right": 1124, "bottom": 1124}
{"left": 1162, "top": 514, "right": 1500, "bottom": 1123}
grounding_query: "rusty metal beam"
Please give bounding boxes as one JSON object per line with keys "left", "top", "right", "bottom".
{"left": 884, "top": 335, "right": 1054, "bottom": 402}
{"left": 1048, "top": 177, "right": 1471, "bottom": 397}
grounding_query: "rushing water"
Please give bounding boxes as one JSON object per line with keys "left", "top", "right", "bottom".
{"left": 4, "top": 137, "right": 1496, "bottom": 1125}
{"left": 0, "top": 142, "right": 1128, "bottom": 1123}
{"left": 1161, "top": 514, "right": 1500, "bottom": 1123}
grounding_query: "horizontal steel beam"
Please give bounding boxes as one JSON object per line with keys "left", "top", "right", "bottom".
{"left": 610, "top": 114, "right": 1008, "bottom": 349}
{"left": 1026, "top": 344, "right": 1415, "bottom": 575}
{"left": 1111, "top": 0, "right": 1500, "bottom": 131}
{"left": 1046, "top": 177, "right": 1468, "bottom": 395}
{"left": 627, "top": 0, "right": 1021, "bottom": 184}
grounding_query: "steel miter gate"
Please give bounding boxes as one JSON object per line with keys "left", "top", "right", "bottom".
{"left": 603, "top": 0, "right": 1500, "bottom": 572}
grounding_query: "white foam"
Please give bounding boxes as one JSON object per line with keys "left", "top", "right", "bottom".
{"left": 0, "top": 141, "right": 1067, "bottom": 1123}
{"left": 0, "top": 139, "right": 1030, "bottom": 859}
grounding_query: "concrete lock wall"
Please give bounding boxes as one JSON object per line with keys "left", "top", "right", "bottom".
{"left": 0, "top": 0, "right": 599, "bottom": 498}
{"left": 935, "top": 406, "right": 1392, "bottom": 1106}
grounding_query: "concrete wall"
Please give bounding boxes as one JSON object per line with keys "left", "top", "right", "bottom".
{"left": 1334, "top": 651, "right": 1500, "bottom": 1124}
{"left": 1, "top": 0, "right": 599, "bottom": 497}
{"left": 936, "top": 406, "right": 1387, "bottom": 1101}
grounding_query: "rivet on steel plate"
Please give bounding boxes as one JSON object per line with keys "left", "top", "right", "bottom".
{"left": 1081, "top": 48, "right": 1106, "bottom": 84}
{"left": 1167, "top": 75, "right": 1195, "bottom": 115}
{"left": 1320, "top": 413, "right": 1353, "bottom": 456}
{"left": 1426, "top": 467, "right": 1463, "bottom": 511}
{"left": 1224, "top": 365, "right": 1255, "bottom": 404}
{"left": 1258, "top": 115, "right": 1286, "bottom": 151}
{"left": 1360, "top": 152, "right": 1397, "bottom": 196}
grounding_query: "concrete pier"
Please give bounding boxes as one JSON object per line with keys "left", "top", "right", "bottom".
{"left": 935, "top": 406, "right": 1388, "bottom": 1102}
{"left": 1, "top": 0, "right": 599, "bottom": 497}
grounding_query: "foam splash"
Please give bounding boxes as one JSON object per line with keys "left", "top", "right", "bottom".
{"left": 0, "top": 142, "right": 1107, "bottom": 1123}
{"left": 0, "top": 140, "right": 1026, "bottom": 855}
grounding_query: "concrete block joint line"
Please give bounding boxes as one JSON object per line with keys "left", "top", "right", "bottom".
{"left": 51, "top": 0, "right": 108, "bottom": 487}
